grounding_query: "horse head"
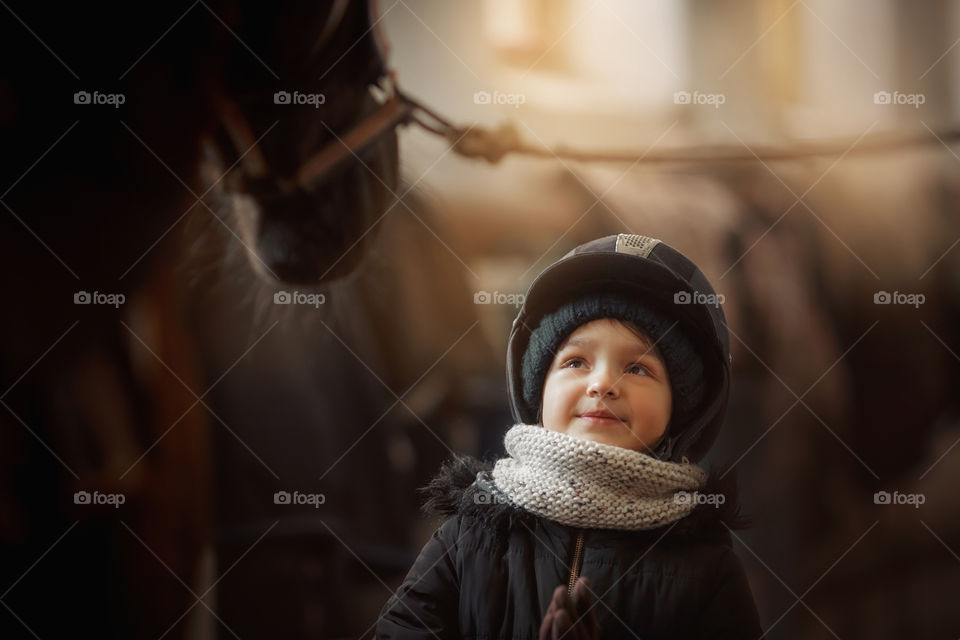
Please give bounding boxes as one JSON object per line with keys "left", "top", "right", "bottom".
{"left": 201, "top": 0, "right": 401, "bottom": 284}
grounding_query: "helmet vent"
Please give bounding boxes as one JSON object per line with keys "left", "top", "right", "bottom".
{"left": 615, "top": 233, "right": 661, "bottom": 258}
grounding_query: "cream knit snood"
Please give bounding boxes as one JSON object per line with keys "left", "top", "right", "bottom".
{"left": 488, "top": 424, "right": 708, "bottom": 530}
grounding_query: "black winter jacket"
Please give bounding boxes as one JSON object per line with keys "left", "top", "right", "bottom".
{"left": 377, "top": 457, "right": 762, "bottom": 639}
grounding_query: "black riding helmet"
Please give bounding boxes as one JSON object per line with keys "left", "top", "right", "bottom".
{"left": 506, "top": 234, "right": 731, "bottom": 464}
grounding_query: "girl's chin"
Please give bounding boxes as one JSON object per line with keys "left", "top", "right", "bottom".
{"left": 568, "top": 425, "right": 628, "bottom": 447}
{"left": 543, "top": 423, "right": 662, "bottom": 453}
{"left": 566, "top": 425, "right": 659, "bottom": 453}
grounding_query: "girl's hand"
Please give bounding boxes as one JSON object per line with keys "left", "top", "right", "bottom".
{"left": 539, "top": 577, "right": 600, "bottom": 640}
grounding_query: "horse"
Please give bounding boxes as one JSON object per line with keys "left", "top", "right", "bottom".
{"left": 0, "top": 1, "right": 412, "bottom": 637}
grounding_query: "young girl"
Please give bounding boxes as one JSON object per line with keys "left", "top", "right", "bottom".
{"left": 377, "top": 234, "right": 762, "bottom": 639}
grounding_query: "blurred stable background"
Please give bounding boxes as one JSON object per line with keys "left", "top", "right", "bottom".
{"left": 2, "top": 0, "right": 960, "bottom": 638}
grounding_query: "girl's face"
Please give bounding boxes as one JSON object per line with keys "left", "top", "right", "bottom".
{"left": 540, "top": 319, "right": 672, "bottom": 454}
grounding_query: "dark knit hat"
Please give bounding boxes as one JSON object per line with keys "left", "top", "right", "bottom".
{"left": 520, "top": 292, "right": 705, "bottom": 457}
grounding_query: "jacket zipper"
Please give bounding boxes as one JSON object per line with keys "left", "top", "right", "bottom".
{"left": 567, "top": 530, "right": 584, "bottom": 595}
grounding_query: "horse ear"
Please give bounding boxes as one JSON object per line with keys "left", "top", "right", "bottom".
{"left": 311, "top": 0, "right": 351, "bottom": 60}
{"left": 311, "top": 0, "right": 390, "bottom": 81}
{"left": 367, "top": 0, "right": 392, "bottom": 72}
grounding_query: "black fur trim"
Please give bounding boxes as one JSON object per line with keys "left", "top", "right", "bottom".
{"left": 419, "top": 456, "right": 537, "bottom": 535}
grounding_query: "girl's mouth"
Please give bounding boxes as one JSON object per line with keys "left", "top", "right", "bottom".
{"left": 579, "top": 411, "right": 624, "bottom": 423}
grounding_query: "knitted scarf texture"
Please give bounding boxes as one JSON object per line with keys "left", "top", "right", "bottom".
{"left": 486, "top": 424, "right": 707, "bottom": 530}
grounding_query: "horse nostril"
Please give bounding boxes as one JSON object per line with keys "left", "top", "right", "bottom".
{"left": 242, "top": 130, "right": 395, "bottom": 284}
{"left": 255, "top": 201, "right": 370, "bottom": 285}
{"left": 256, "top": 214, "right": 318, "bottom": 281}
{"left": 259, "top": 225, "right": 301, "bottom": 265}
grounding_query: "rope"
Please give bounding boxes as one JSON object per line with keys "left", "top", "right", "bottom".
{"left": 398, "top": 89, "right": 960, "bottom": 165}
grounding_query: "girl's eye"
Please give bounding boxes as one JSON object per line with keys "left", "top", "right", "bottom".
{"left": 626, "top": 364, "right": 649, "bottom": 376}
{"left": 562, "top": 358, "right": 585, "bottom": 369}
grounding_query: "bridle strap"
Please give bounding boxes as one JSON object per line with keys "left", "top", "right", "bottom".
{"left": 293, "top": 79, "right": 413, "bottom": 190}
{"left": 214, "top": 73, "right": 415, "bottom": 196}
{"left": 214, "top": 68, "right": 960, "bottom": 196}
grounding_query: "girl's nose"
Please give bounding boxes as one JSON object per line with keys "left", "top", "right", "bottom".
{"left": 587, "top": 367, "right": 620, "bottom": 398}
